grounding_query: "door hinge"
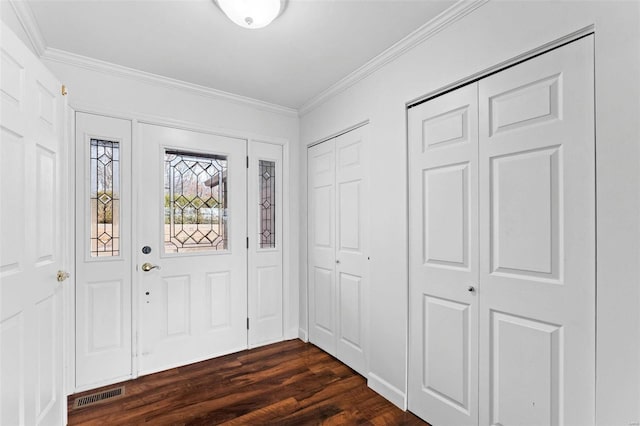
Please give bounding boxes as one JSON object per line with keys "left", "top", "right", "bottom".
{"left": 246, "top": 236, "right": 249, "bottom": 249}
{"left": 247, "top": 318, "right": 250, "bottom": 329}
{"left": 246, "top": 156, "right": 249, "bottom": 168}
{"left": 61, "top": 84, "right": 68, "bottom": 96}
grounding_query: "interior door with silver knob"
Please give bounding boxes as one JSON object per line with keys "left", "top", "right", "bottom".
{"left": 408, "top": 83, "right": 479, "bottom": 425}
{"left": 137, "top": 123, "right": 247, "bottom": 375}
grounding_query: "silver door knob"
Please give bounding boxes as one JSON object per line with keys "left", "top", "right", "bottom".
{"left": 467, "top": 285, "right": 475, "bottom": 292}
{"left": 57, "top": 270, "right": 70, "bottom": 282}
{"left": 141, "top": 263, "right": 160, "bottom": 272}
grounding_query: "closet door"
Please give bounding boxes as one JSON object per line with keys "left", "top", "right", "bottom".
{"left": 308, "top": 139, "right": 337, "bottom": 355}
{"left": 308, "top": 126, "right": 369, "bottom": 376}
{"left": 334, "top": 127, "right": 368, "bottom": 376}
{"left": 408, "top": 84, "right": 479, "bottom": 425}
{"left": 478, "top": 36, "right": 595, "bottom": 426}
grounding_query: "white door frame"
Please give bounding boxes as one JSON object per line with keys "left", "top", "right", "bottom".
{"left": 65, "top": 104, "right": 293, "bottom": 390}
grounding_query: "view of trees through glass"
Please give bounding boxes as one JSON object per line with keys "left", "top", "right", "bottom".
{"left": 164, "top": 150, "right": 228, "bottom": 253}
{"left": 90, "top": 139, "right": 120, "bottom": 257}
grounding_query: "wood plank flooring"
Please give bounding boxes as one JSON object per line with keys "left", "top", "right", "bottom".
{"left": 68, "top": 339, "right": 428, "bottom": 425}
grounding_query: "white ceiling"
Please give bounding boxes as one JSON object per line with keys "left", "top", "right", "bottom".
{"left": 23, "top": 0, "right": 456, "bottom": 109}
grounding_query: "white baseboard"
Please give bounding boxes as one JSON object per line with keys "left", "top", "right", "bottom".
{"left": 284, "top": 327, "right": 298, "bottom": 340}
{"left": 298, "top": 328, "right": 308, "bottom": 342}
{"left": 367, "top": 372, "right": 406, "bottom": 410}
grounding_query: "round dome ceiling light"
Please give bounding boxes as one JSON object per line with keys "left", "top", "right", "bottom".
{"left": 215, "top": 0, "right": 286, "bottom": 29}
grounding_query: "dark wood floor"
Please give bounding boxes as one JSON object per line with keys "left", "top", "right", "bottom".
{"left": 68, "top": 339, "right": 428, "bottom": 425}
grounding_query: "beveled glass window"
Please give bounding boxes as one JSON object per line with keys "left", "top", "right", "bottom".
{"left": 90, "top": 139, "right": 120, "bottom": 257}
{"left": 164, "top": 150, "right": 228, "bottom": 253}
{"left": 259, "top": 160, "right": 276, "bottom": 248}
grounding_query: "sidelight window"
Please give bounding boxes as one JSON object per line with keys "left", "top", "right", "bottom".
{"left": 259, "top": 160, "right": 276, "bottom": 248}
{"left": 90, "top": 139, "right": 120, "bottom": 257}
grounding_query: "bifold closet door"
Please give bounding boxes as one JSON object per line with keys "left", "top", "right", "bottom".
{"left": 308, "top": 126, "right": 369, "bottom": 376}
{"left": 409, "top": 35, "right": 595, "bottom": 426}
{"left": 308, "top": 140, "right": 337, "bottom": 355}
{"left": 408, "top": 84, "right": 479, "bottom": 426}
{"left": 478, "top": 36, "right": 595, "bottom": 426}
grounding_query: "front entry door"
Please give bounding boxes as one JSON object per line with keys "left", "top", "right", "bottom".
{"left": 138, "top": 124, "right": 247, "bottom": 375}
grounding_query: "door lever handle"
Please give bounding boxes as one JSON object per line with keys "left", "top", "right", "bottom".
{"left": 141, "top": 262, "right": 160, "bottom": 272}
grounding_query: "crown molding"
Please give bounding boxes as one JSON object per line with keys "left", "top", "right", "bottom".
{"left": 41, "top": 48, "right": 298, "bottom": 117}
{"left": 8, "top": 0, "right": 47, "bottom": 56}
{"left": 9, "top": 0, "right": 487, "bottom": 118}
{"left": 298, "top": 0, "right": 489, "bottom": 116}
{"left": 9, "top": 0, "right": 296, "bottom": 116}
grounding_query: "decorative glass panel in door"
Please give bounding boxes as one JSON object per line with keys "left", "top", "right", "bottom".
{"left": 259, "top": 159, "right": 276, "bottom": 248}
{"left": 164, "top": 151, "right": 228, "bottom": 253}
{"left": 90, "top": 139, "right": 120, "bottom": 257}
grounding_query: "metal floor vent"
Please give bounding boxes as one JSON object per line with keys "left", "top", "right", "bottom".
{"left": 73, "top": 386, "right": 125, "bottom": 409}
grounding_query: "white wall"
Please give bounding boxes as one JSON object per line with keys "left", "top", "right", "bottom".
{"left": 299, "top": 1, "right": 640, "bottom": 424}
{"left": 41, "top": 60, "right": 301, "bottom": 341}
{"left": 0, "top": 2, "right": 37, "bottom": 55}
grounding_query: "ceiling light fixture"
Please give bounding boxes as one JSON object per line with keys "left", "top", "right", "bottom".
{"left": 215, "top": 0, "right": 286, "bottom": 29}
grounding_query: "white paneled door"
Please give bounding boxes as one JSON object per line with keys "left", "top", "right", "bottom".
{"left": 409, "top": 36, "right": 595, "bottom": 425}
{"left": 1, "top": 22, "right": 66, "bottom": 425}
{"left": 308, "top": 125, "right": 369, "bottom": 376}
{"left": 408, "top": 83, "right": 479, "bottom": 425}
{"left": 75, "top": 113, "right": 132, "bottom": 389}
{"left": 248, "top": 142, "right": 283, "bottom": 348}
{"left": 138, "top": 124, "right": 247, "bottom": 375}
{"left": 478, "top": 36, "right": 594, "bottom": 426}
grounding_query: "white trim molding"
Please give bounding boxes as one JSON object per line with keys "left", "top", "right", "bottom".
{"left": 368, "top": 372, "right": 407, "bottom": 410}
{"left": 298, "top": 328, "right": 308, "bottom": 342}
{"left": 42, "top": 48, "right": 298, "bottom": 117}
{"left": 299, "top": 0, "right": 489, "bottom": 116}
{"left": 9, "top": 0, "right": 489, "bottom": 118}
{"left": 9, "top": 0, "right": 297, "bottom": 117}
